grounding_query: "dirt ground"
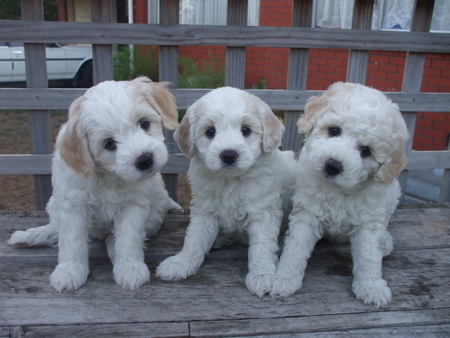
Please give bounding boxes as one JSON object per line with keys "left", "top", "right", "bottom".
{"left": 0, "top": 109, "right": 192, "bottom": 211}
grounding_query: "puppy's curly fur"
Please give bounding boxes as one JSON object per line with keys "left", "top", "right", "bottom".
{"left": 271, "top": 82, "right": 409, "bottom": 307}
{"left": 8, "top": 77, "right": 180, "bottom": 292}
{"left": 156, "top": 87, "right": 296, "bottom": 297}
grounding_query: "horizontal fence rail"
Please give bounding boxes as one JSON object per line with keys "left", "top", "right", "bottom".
{"left": 2, "top": 20, "right": 450, "bottom": 53}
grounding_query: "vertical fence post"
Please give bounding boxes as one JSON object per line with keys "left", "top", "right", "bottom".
{"left": 346, "top": 0, "right": 374, "bottom": 84}
{"left": 20, "top": 0, "right": 52, "bottom": 211}
{"left": 399, "top": 0, "right": 435, "bottom": 200}
{"left": 282, "top": 0, "right": 313, "bottom": 154}
{"left": 91, "top": 0, "right": 114, "bottom": 84}
{"left": 159, "top": 0, "right": 180, "bottom": 202}
{"left": 225, "top": 0, "right": 248, "bottom": 88}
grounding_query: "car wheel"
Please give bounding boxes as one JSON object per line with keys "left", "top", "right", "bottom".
{"left": 77, "top": 61, "right": 93, "bottom": 88}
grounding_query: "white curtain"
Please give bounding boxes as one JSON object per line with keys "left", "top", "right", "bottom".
{"left": 315, "top": 0, "right": 449, "bottom": 31}
{"left": 148, "top": 0, "right": 260, "bottom": 26}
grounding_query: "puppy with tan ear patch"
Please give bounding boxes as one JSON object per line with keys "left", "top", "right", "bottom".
{"left": 156, "top": 87, "right": 296, "bottom": 297}
{"left": 8, "top": 77, "right": 181, "bottom": 292}
{"left": 271, "top": 82, "right": 409, "bottom": 307}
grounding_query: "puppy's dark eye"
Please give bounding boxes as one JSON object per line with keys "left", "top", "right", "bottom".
{"left": 328, "top": 126, "right": 341, "bottom": 137}
{"left": 139, "top": 119, "right": 150, "bottom": 131}
{"left": 104, "top": 138, "right": 117, "bottom": 151}
{"left": 205, "top": 127, "right": 216, "bottom": 139}
{"left": 241, "top": 126, "right": 251, "bottom": 137}
{"left": 360, "top": 146, "right": 371, "bottom": 158}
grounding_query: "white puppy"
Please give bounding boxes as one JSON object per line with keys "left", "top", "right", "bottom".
{"left": 156, "top": 87, "right": 296, "bottom": 297}
{"left": 8, "top": 77, "right": 180, "bottom": 292}
{"left": 271, "top": 82, "right": 408, "bottom": 307}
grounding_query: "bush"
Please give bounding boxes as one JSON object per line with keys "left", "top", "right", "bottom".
{"left": 178, "top": 54, "right": 224, "bottom": 89}
{"left": 113, "top": 45, "right": 159, "bottom": 82}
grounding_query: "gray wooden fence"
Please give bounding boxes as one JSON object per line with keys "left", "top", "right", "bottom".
{"left": 1, "top": 0, "right": 449, "bottom": 210}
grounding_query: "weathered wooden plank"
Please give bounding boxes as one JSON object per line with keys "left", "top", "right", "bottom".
{"left": 2, "top": 323, "right": 189, "bottom": 338}
{"left": 190, "top": 308, "right": 450, "bottom": 337}
{"left": 225, "top": 0, "right": 248, "bottom": 88}
{"left": 282, "top": 0, "right": 312, "bottom": 153}
{"left": 346, "top": 0, "right": 374, "bottom": 84}
{"left": 20, "top": 0, "right": 52, "bottom": 211}
{"left": 159, "top": 0, "right": 181, "bottom": 201}
{"left": 405, "top": 150, "right": 450, "bottom": 170}
{"left": 0, "top": 154, "right": 189, "bottom": 175}
{"left": 1, "top": 88, "right": 449, "bottom": 112}
{"left": 1, "top": 20, "right": 449, "bottom": 53}
{"left": 91, "top": 0, "right": 114, "bottom": 84}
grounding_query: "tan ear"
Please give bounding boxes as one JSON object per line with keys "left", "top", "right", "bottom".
{"left": 375, "top": 141, "right": 407, "bottom": 185}
{"left": 146, "top": 81, "right": 179, "bottom": 130}
{"left": 375, "top": 108, "right": 409, "bottom": 185}
{"left": 173, "top": 105, "right": 195, "bottom": 158}
{"left": 57, "top": 96, "right": 95, "bottom": 178}
{"left": 257, "top": 98, "right": 284, "bottom": 152}
{"left": 297, "top": 92, "right": 330, "bottom": 134}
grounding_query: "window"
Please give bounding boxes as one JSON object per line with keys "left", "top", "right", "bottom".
{"left": 313, "top": 0, "right": 450, "bottom": 32}
{"left": 148, "top": 0, "right": 260, "bottom": 26}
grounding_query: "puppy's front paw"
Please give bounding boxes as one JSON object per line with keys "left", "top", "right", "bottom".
{"left": 352, "top": 278, "right": 392, "bottom": 308}
{"left": 245, "top": 273, "right": 273, "bottom": 297}
{"left": 156, "top": 255, "right": 199, "bottom": 281}
{"left": 50, "top": 261, "right": 89, "bottom": 292}
{"left": 113, "top": 261, "right": 150, "bottom": 290}
{"left": 270, "top": 274, "right": 302, "bottom": 298}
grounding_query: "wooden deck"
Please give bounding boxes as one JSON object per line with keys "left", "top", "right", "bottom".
{"left": 1, "top": 204, "right": 449, "bottom": 337}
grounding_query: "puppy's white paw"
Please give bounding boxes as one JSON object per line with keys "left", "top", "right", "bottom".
{"left": 352, "top": 278, "right": 392, "bottom": 308}
{"left": 113, "top": 261, "right": 150, "bottom": 290}
{"left": 270, "top": 274, "right": 302, "bottom": 298}
{"left": 245, "top": 273, "right": 273, "bottom": 297}
{"left": 50, "top": 261, "right": 89, "bottom": 292}
{"left": 156, "top": 255, "right": 199, "bottom": 281}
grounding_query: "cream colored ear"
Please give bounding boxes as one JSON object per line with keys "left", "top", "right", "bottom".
{"left": 375, "top": 108, "right": 409, "bottom": 185}
{"left": 375, "top": 141, "right": 407, "bottom": 185}
{"left": 257, "top": 98, "right": 284, "bottom": 152}
{"left": 297, "top": 92, "right": 330, "bottom": 134}
{"left": 57, "top": 96, "right": 95, "bottom": 178}
{"left": 173, "top": 105, "right": 195, "bottom": 158}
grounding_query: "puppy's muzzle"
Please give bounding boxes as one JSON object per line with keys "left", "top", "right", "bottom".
{"left": 324, "top": 158, "right": 343, "bottom": 177}
{"left": 220, "top": 149, "right": 239, "bottom": 165}
{"left": 135, "top": 152, "right": 154, "bottom": 171}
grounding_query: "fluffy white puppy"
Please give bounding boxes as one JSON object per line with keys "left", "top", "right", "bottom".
{"left": 8, "top": 77, "right": 180, "bottom": 292}
{"left": 271, "top": 82, "right": 409, "bottom": 307}
{"left": 156, "top": 87, "right": 296, "bottom": 297}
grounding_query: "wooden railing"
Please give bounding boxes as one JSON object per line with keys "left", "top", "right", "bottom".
{"left": 0, "top": 0, "right": 449, "bottom": 210}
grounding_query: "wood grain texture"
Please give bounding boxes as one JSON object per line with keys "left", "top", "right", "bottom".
{"left": 0, "top": 205, "right": 449, "bottom": 336}
{"left": 1, "top": 21, "right": 449, "bottom": 52}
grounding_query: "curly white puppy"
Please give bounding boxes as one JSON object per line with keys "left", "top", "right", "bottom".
{"left": 156, "top": 87, "right": 296, "bottom": 297}
{"left": 271, "top": 82, "right": 408, "bottom": 307}
{"left": 8, "top": 77, "right": 180, "bottom": 292}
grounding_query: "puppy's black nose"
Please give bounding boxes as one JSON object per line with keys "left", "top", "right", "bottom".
{"left": 135, "top": 152, "right": 153, "bottom": 171}
{"left": 220, "top": 149, "right": 238, "bottom": 165}
{"left": 325, "top": 158, "right": 343, "bottom": 176}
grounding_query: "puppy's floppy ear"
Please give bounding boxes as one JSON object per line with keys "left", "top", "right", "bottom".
{"left": 256, "top": 97, "right": 284, "bottom": 152}
{"left": 134, "top": 77, "right": 179, "bottom": 130}
{"left": 174, "top": 104, "right": 195, "bottom": 158}
{"left": 375, "top": 107, "right": 409, "bottom": 185}
{"left": 297, "top": 89, "right": 333, "bottom": 134}
{"left": 57, "top": 95, "right": 95, "bottom": 179}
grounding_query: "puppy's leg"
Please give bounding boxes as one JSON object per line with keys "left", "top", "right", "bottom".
{"left": 50, "top": 212, "right": 90, "bottom": 292}
{"left": 8, "top": 222, "right": 58, "bottom": 247}
{"left": 350, "top": 227, "right": 392, "bottom": 308}
{"left": 111, "top": 204, "right": 151, "bottom": 290}
{"left": 270, "top": 210, "right": 321, "bottom": 298}
{"left": 245, "top": 210, "right": 281, "bottom": 297}
{"left": 156, "top": 214, "right": 219, "bottom": 281}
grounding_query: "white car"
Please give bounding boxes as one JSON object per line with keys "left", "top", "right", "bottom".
{"left": 0, "top": 42, "right": 93, "bottom": 87}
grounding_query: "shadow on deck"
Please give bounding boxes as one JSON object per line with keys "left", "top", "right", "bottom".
{"left": 1, "top": 204, "right": 450, "bottom": 337}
